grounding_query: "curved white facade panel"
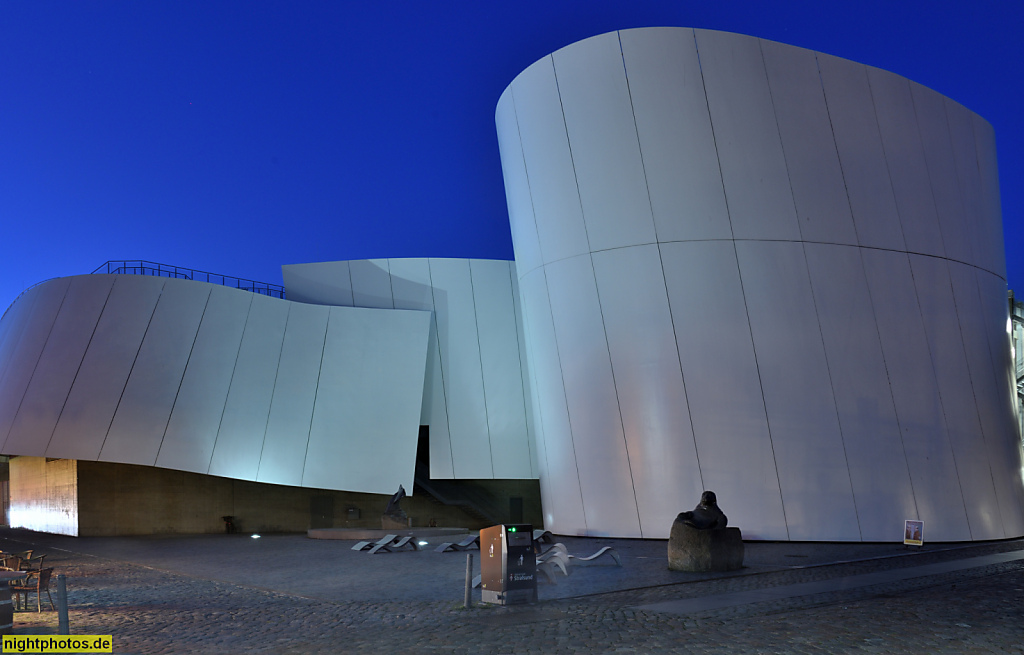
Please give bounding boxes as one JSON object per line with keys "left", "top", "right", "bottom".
{"left": 0, "top": 275, "right": 431, "bottom": 496}
{"left": 496, "top": 27, "right": 1023, "bottom": 539}
{"left": 282, "top": 258, "right": 537, "bottom": 482}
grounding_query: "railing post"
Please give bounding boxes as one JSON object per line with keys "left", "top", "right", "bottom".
{"left": 464, "top": 553, "right": 473, "bottom": 609}
{"left": 56, "top": 574, "right": 69, "bottom": 635}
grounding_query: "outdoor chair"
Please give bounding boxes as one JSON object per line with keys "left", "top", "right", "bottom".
{"left": 19, "top": 555, "right": 46, "bottom": 573}
{"left": 569, "top": 546, "right": 621, "bottom": 566}
{"left": 368, "top": 536, "right": 419, "bottom": 554}
{"left": 351, "top": 535, "right": 398, "bottom": 552}
{"left": 434, "top": 534, "right": 480, "bottom": 552}
{"left": 0, "top": 551, "right": 32, "bottom": 570}
{"left": 536, "top": 544, "right": 570, "bottom": 577}
{"left": 536, "top": 559, "right": 563, "bottom": 584}
{"left": 11, "top": 567, "right": 54, "bottom": 612}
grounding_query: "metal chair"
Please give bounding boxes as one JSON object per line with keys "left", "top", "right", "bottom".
{"left": 11, "top": 568, "right": 54, "bottom": 612}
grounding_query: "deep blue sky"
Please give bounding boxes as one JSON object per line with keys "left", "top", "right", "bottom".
{"left": 2, "top": 1, "right": 1021, "bottom": 313}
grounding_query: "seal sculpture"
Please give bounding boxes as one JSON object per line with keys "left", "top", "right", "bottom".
{"left": 676, "top": 490, "right": 728, "bottom": 530}
{"left": 668, "top": 490, "right": 743, "bottom": 572}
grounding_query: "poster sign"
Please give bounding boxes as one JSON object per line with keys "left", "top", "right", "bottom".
{"left": 904, "top": 519, "right": 924, "bottom": 546}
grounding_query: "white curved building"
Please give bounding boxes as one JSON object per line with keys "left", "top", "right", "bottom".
{"left": 0, "top": 260, "right": 537, "bottom": 535}
{"left": 495, "top": 27, "right": 1022, "bottom": 541}
{"left": 1, "top": 27, "right": 1020, "bottom": 542}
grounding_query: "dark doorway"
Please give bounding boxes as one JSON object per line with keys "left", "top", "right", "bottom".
{"left": 509, "top": 497, "right": 524, "bottom": 524}
{"left": 310, "top": 495, "right": 334, "bottom": 529}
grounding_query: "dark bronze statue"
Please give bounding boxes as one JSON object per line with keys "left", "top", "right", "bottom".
{"left": 384, "top": 484, "right": 408, "bottom": 521}
{"left": 676, "top": 490, "right": 727, "bottom": 530}
{"left": 668, "top": 490, "right": 742, "bottom": 571}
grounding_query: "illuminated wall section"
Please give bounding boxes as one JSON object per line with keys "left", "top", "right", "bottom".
{"left": 496, "top": 27, "right": 1024, "bottom": 540}
{"left": 9, "top": 457, "right": 79, "bottom": 537}
{"left": 0, "top": 275, "right": 432, "bottom": 497}
{"left": 282, "top": 258, "right": 537, "bottom": 482}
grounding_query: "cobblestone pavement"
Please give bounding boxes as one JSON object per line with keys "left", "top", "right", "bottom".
{"left": 3, "top": 529, "right": 1023, "bottom": 654}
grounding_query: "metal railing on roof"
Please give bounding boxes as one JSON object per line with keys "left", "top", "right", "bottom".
{"left": 92, "top": 260, "right": 286, "bottom": 299}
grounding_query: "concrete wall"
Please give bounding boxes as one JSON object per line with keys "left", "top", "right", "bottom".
{"left": 9, "top": 456, "right": 78, "bottom": 536}
{"left": 76, "top": 460, "right": 540, "bottom": 536}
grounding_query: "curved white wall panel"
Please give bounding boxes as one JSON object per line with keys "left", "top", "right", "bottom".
{"left": 948, "top": 263, "right": 1014, "bottom": 536}
{"left": 45, "top": 276, "right": 164, "bottom": 461}
{"left": 350, "top": 259, "right": 395, "bottom": 309}
{"left": 155, "top": 286, "right": 252, "bottom": 474}
{"left": 736, "top": 241, "right": 860, "bottom": 541}
{"left": 0, "top": 278, "right": 71, "bottom": 450}
{"left": 974, "top": 116, "right": 1007, "bottom": 279}
{"left": 495, "top": 89, "right": 544, "bottom": 277}
{"left": 498, "top": 27, "right": 1022, "bottom": 540}
{"left": 387, "top": 258, "right": 455, "bottom": 479}
{"left": 760, "top": 39, "right": 858, "bottom": 246}
{"left": 946, "top": 100, "right": 986, "bottom": 272}
{"left": 282, "top": 260, "right": 354, "bottom": 307}
{"left": 470, "top": 260, "right": 532, "bottom": 479}
{"left": 862, "top": 249, "right": 972, "bottom": 542}
{"left": 302, "top": 305, "right": 431, "bottom": 494}
{"left": 256, "top": 301, "right": 329, "bottom": 487}
{"left": 803, "top": 243, "right": 917, "bottom": 542}
{"left": 817, "top": 52, "right": 906, "bottom": 252}
{"left": 660, "top": 241, "right": 787, "bottom": 541}
{"left": 509, "top": 273, "right": 539, "bottom": 480}
{"left": 618, "top": 28, "right": 730, "bottom": 243}
{"left": 282, "top": 257, "right": 536, "bottom": 482}
{"left": 100, "top": 279, "right": 210, "bottom": 466}
{"left": 695, "top": 29, "right": 799, "bottom": 242}
{"left": 546, "top": 254, "right": 641, "bottom": 537}
{"left": 208, "top": 293, "right": 288, "bottom": 481}
{"left": 4, "top": 276, "right": 113, "bottom": 457}
{"left": 591, "top": 244, "right": 703, "bottom": 536}
{"left": 869, "top": 66, "right": 945, "bottom": 257}
{"left": 518, "top": 268, "right": 587, "bottom": 534}
{"left": 511, "top": 59, "right": 590, "bottom": 265}
{"left": 429, "top": 259, "right": 493, "bottom": 478}
{"left": 0, "top": 274, "right": 430, "bottom": 497}
{"left": 552, "top": 32, "right": 656, "bottom": 253}
{"left": 913, "top": 82, "right": 971, "bottom": 265}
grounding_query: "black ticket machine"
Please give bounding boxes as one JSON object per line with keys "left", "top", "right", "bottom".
{"left": 479, "top": 524, "right": 537, "bottom": 605}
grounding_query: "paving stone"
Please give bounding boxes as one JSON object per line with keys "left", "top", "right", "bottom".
{"left": 2, "top": 528, "right": 1022, "bottom": 653}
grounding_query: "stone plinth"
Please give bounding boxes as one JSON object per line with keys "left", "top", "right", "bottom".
{"left": 382, "top": 515, "right": 411, "bottom": 530}
{"left": 667, "top": 522, "right": 744, "bottom": 572}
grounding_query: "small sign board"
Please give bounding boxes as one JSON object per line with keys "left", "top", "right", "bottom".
{"left": 904, "top": 519, "right": 924, "bottom": 546}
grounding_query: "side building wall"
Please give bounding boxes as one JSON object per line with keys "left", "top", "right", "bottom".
{"left": 496, "top": 26, "right": 1024, "bottom": 541}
